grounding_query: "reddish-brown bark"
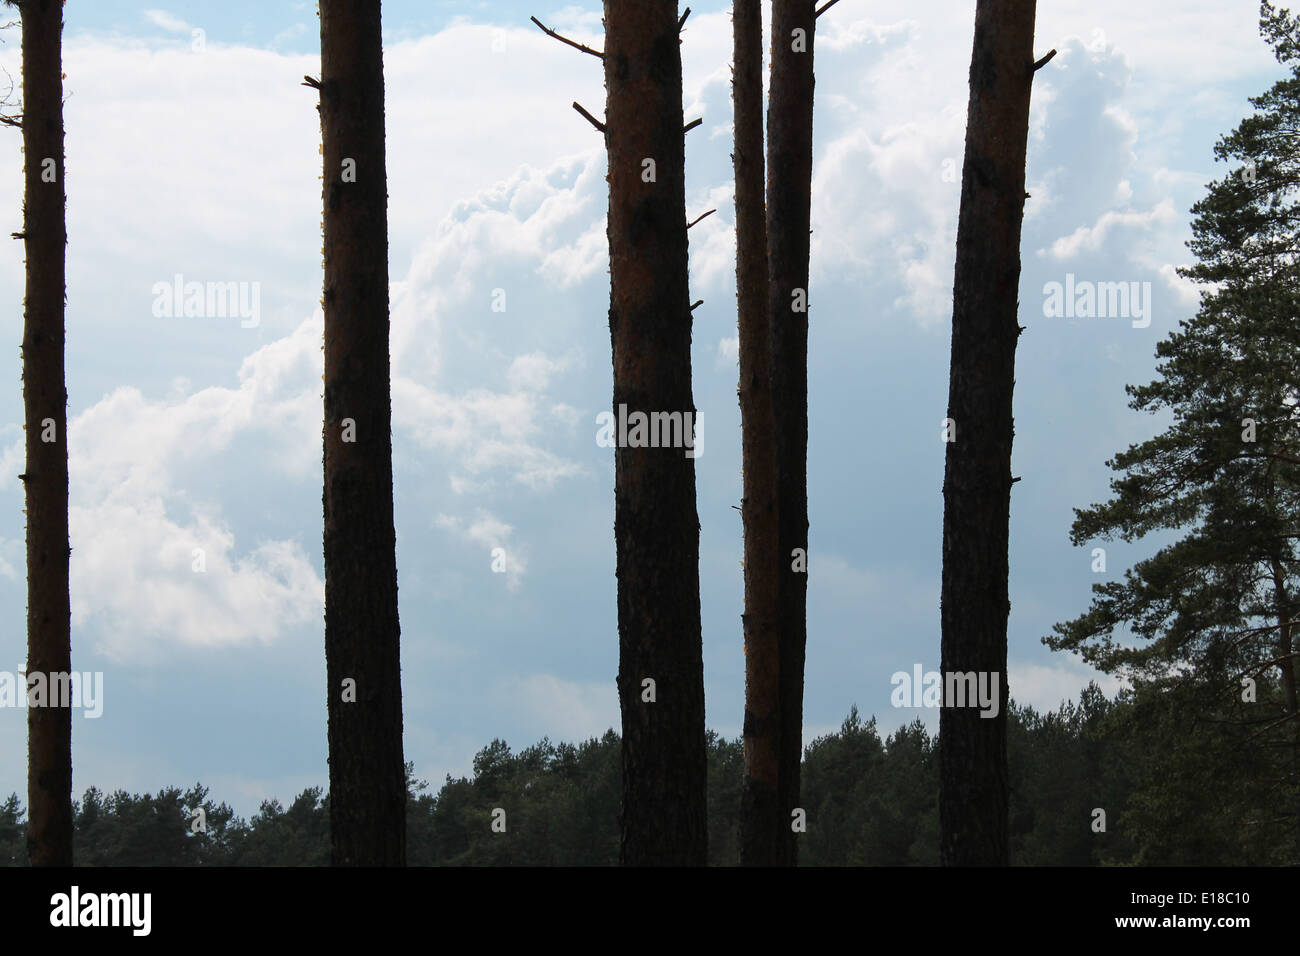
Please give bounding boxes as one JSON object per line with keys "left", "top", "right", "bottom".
{"left": 735, "top": 0, "right": 784, "bottom": 866}
{"left": 317, "top": 0, "right": 406, "bottom": 867}
{"left": 767, "top": 0, "right": 816, "bottom": 867}
{"left": 20, "top": 0, "right": 73, "bottom": 869}
{"left": 603, "top": 0, "right": 707, "bottom": 866}
{"left": 939, "top": 0, "right": 1039, "bottom": 867}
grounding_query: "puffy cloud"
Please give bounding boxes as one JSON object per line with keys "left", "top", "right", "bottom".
{"left": 395, "top": 382, "right": 583, "bottom": 492}
{"left": 435, "top": 510, "right": 529, "bottom": 591}
{"left": 56, "top": 319, "right": 326, "bottom": 660}
{"left": 507, "top": 352, "right": 576, "bottom": 393}
{"left": 1044, "top": 200, "right": 1178, "bottom": 261}
{"left": 71, "top": 499, "right": 322, "bottom": 661}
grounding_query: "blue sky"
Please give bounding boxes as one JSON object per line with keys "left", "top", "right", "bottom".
{"left": 0, "top": 1, "right": 1284, "bottom": 817}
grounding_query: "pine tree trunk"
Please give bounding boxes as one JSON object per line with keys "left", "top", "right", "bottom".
{"left": 1269, "top": 557, "right": 1299, "bottom": 861}
{"left": 317, "top": 0, "right": 406, "bottom": 867}
{"left": 939, "top": 0, "right": 1038, "bottom": 867}
{"left": 735, "top": 0, "right": 784, "bottom": 866}
{"left": 21, "top": 0, "right": 72, "bottom": 869}
{"left": 767, "top": 0, "right": 815, "bottom": 867}
{"left": 1271, "top": 564, "right": 1298, "bottom": 718}
{"left": 603, "top": 0, "right": 707, "bottom": 866}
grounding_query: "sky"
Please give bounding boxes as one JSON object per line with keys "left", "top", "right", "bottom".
{"left": 0, "top": 0, "right": 1285, "bottom": 818}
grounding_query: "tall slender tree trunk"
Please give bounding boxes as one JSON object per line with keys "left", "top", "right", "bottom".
{"left": 317, "top": 0, "right": 405, "bottom": 867}
{"left": 1273, "top": 569, "right": 1298, "bottom": 717}
{"left": 603, "top": 0, "right": 707, "bottom": 866}
{"left": 735, "top": 0, "right": 783, "bottom": 866}
{"left": 939, "top": 0, "right": 1039, "bottom": 867}
{"left": 767, "top": 0, "right": 815, "bottom": 867}
{"left": 1269, "top": 556, "right": 1299, "bottom": 861}
{"left": 20, "top": 0, "right": 72, "bottom": 869}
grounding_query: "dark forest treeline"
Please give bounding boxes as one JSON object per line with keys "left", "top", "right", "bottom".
{"left": 1, "top": 678, "right": 1291, "bottom": 866}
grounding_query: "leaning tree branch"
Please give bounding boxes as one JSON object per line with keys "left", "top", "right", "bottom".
{"left": 684, "top": 117, "right": 703, "bottom": 134}
{"left": 1033, "top": 49, "right": 1058, "bottom": 71}
{"left": 687, "top": 208, "right": 716, "bottom": 229}
{"left": 530, "top": 15, "right": 603, "bottom": 59}
{"left": 815, "top": 0, "right": 842, "bottom": 18}
{"left": 301, "top": 75, "right": 321, "bottom": 89}
{"left": 572, "top": 101, "right": 606, "bottom": 134}
{"left": 679, "top": 8, "right": 691, "bottom": 30}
